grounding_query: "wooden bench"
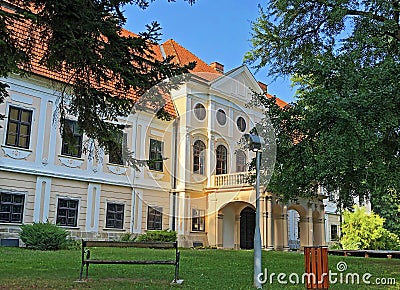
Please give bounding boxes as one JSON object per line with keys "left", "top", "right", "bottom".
{"left": 79, "top": 240, "right": 182, "bottom": 284}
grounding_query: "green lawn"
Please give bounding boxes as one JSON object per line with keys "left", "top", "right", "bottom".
{"left": 0, "top": 246, "right": 399, "bottom": 289}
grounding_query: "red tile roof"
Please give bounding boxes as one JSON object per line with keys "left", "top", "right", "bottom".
{"left": 258, "top": 82, "right": 288, "bottom": 108}
{"left": 7, "top": 14, "right": 177, "bottom": 116}
{"left": 161, "top": 39, "right": 222, "bottom": 81}
{"left": 6, "top": 7, "right": 286, "bottom": 116}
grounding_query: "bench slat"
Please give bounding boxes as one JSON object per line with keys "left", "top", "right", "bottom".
{"left": 84, "top": 241, "right": 176, "bottom": 249}
{"left": 84, "top": 259, "right": 176, "bottom": 265}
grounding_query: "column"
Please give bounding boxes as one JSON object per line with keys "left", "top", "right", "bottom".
{"left": 266, "top": 196, "right": 274, "bottom": 250}
{"left": 307, "top": 202, "right": 314, "bottom": 246}
{"left": 207, "top": 135, "right": 215, "bottom": 187}
{"left": 320, "top": 204, "right": 326, "bottom": 246}
{"left": 261, "top": 196, "right": 267, "bottom": 248}
{"left": 282, "top": 204, "right": 289, "bottom": 251}
{"left": 235, "top": 214, "right": 240, "bottom": 249}
{"left": 207, "top": 192, "right": 218, "bottom": 247}
{"left": 217, "top": 213, "right": 224, "bottom": 248}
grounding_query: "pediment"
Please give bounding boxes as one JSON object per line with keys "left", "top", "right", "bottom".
{"left": 210, "top": 65, "right": 263, "bottom": 102}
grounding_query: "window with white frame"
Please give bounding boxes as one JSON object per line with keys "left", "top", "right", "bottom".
{"left": 194, "top": 103, "right": 206, "bottom": 120}
{"left": 236, "top": 117, "right": 246, "bottom": 132}
{"left": 148, "top": 139, "right": 163, "bottom": 172}
{"left": 106, "top": 202, "right": 124, "bottom": 229}
{"left": 56, "top": 198, "right": 79, "bottom": 227}
{"left": 331, "top": 224, "right": 338, "bottom": 241}
{"left": 193, "top": 140, "right": 206, "bottom": 175}
{"left": 216, "top": 109, "right": 226, "bottom": 125}
{"left": 0, "top": 192, "right": 25, "bottom": 223}
{"left": 61, "top": 120, "right": 83, "bottom": 157}
{"left": 192, "top": 209, "right": 205, "bottom": 232}
{"left": 236, "top": 150, "right": 246, "bottom": 172}
{"left": 108, "top": 132, "right": 127, "bottom": 165}
{"left": 147, "top": 206, "right": 162, "bottom": 230}
{"left": 5, "top": 106, "right": 33, "bottom": 149}
{"left": 216, "top": 145, "right": 227, "bottom": 175}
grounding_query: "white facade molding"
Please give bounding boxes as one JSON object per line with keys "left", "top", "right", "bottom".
{"left": 11, "top": 93, "right": 33, "bottom": 105}
{"left": 58, "top": 155, "right": 84, "bottom": 168}
{"left": 85, "top": 183, "right": 101, "bottom": 232}
{"left": 2, "top": 146, "right": 32, "bottom": 160}
{"left": 146, "top": 170, "right": 164, "bottom": 180}
{"left": 33, "top": 176, "right": 52, "bottom": 222}
{"left": 107, "top": 164, "right": 127, "bottom": 175}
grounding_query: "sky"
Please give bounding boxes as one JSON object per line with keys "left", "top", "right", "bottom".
{"left": 124, "top": 0, "right": 296, "bottom": 104}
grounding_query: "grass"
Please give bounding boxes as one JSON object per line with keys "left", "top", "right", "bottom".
{"left": 0, "top": 246, "right": 399, "bottom": 289}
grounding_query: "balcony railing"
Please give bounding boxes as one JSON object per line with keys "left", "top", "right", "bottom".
{"left": 210, "top": 172, "right": 253, "bottom": 188}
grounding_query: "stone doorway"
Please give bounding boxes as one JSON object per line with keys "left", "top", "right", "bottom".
{"left": 240, "top": 207, "right": 255, "bottom": 249}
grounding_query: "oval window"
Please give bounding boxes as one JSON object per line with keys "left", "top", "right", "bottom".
{"left": 236, "top": 117, "right": 246, "bottom": 132}
{"left": 216, "top": 109, "right": 226, "bottom": 125}
{"left": 194, "top": 103, "right": 206, "bottom": 120}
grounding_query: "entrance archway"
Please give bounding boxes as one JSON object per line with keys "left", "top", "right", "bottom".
{"left": 287, "top": 204, "right": 307, "bottom": 249}
{"left": 240, "top": 207, "right": 255, "bottom": 249}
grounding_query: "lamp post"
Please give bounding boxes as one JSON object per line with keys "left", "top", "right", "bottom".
{"left": 244, "top": 134, "right": 265, "bottom": 289}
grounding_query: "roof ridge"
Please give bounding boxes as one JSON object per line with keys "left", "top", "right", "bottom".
{"left": 163, "top": 39, "right": 220, "bottom": 74}
{"left": 167, "top": 39, "right": 182, "bottom": 64}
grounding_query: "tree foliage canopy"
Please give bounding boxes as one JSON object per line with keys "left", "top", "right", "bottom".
{"left": 0, "top": 0, "right": 195, "bottom": 158}
{"left": 246, "top": 0, "right": 400, "bottom": 225}
{"left": 341, "top": 206, "right": 400, "bottom": 250}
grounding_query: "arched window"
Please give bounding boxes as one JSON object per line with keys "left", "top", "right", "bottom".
{"left": 236, "top": 150, "right": 246, "bottom": 172}
{"left": 193, "top": 140, "right": 206, "bottom": 174}
{"left": 216, "top": 145, "right": 227, "bottom": 175}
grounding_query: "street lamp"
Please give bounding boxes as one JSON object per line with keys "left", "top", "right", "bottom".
{"left": 243, "top": 133, "right": 265, "bottom": 289}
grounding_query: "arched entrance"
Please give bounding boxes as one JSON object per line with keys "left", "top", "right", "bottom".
{"left": 287, "top": 204, "right": 308, "bottom": 249}
{"left": 240, "top": 207, "right": 255, "bottom": 249}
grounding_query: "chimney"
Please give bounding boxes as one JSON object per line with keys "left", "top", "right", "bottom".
{"left": 258, "top": 81, "right": 268, "bottom": 93}
{"left": 210, "top": 62, "right": 224, "bottom": 73}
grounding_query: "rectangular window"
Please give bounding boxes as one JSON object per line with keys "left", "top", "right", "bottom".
{"left": 328, "top": 191, "right": 335, "bottom": 202}
{"left": 192, "top": 209, "right": 205, "bottom": 232}
{"left": 61, "top": 120, "right": 82, "bottom": 157}
{"left": 0, "top": 192, "right": 24, "bottom": 223}
{"left": 331, "top": 224, "right": 338, "bottom": 241}
{"left": 106, "top": 203, "right": 124, "bottom": 229}
{"left": 56, "top": 198, "right": 79, "bottom": 227}
{"left": 5, "top": 106, "right": 33, "bottom": 149}
{"left": 148, "top": 139, "right": 163, "bottom": 172}
{"left": 108, "top": 132, "right": 127, "bottom": 165}
{"left": 147, "top": 206, "right": 162, "bottom": 230}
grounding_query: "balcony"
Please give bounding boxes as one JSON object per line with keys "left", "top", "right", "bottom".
{"left": 210, "top": 172, "right": 253, "bottom": 188}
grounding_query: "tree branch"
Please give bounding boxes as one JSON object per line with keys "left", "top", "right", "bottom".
{"left": 346, "top": 9, "right": 388, "bottom": 22}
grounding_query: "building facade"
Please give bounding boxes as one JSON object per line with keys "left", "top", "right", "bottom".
{"left": 0, "top": 35, "right": 331, "bottom": 249}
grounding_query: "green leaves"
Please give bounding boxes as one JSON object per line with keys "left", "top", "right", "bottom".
{"left": 2, "top": 0, "right": 196, "bottom": 159}
{"left": 248, "top": 1, "right": 400, "bottom": 216}
{"left": 341, "top": 206, "right": 400, "bottom": 250}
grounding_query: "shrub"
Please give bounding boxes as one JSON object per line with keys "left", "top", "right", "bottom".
{"left": 341, "top": 206, "right": 400, "bottom": 250}
{"left": 135, "top": 229, "right": 177, "bottom": 242}
{"left": 20, "top": 222, "right": 69, "bottom": 250}
{"left": 118, "top": 232, "right": 136, "bottom": 242}
{"left": 376, "top": 230, "right": 400, "bottom": 251}
{"left": 328, "top": 242, "right": 342, "bottom": 250}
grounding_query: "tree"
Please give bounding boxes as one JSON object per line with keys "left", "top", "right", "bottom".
{"left": 341, "top": 206, "right": 400, "bottom": 250}
{"left": 245, "top": 0, "right": 400, "bottom": 217}
{"left": 0, "top": 0, "right": 195, "bottom": 161}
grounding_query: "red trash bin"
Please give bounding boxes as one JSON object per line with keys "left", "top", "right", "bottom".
{"left": 304, "top": 246, "right": 329, "bottom": 289}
